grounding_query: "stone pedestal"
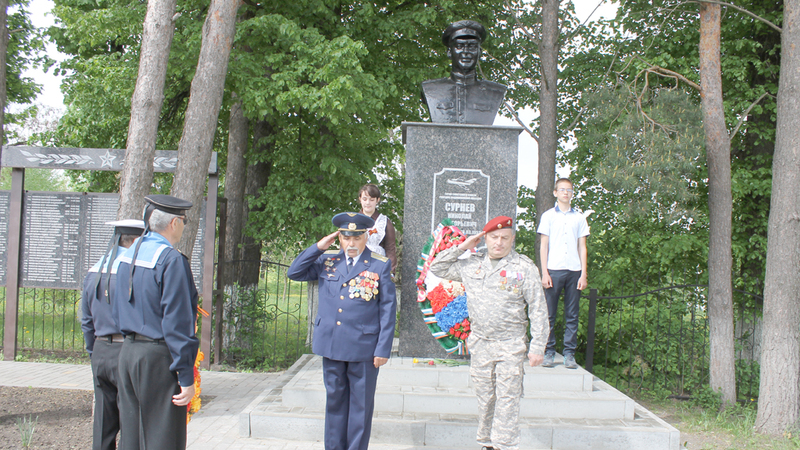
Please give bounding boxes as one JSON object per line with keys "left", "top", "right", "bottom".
{"left": 399, "top": 122, "right": 521, "bottom": 358}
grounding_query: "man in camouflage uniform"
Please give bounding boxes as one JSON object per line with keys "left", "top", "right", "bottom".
{"left": 430, "top": 216, "right": 549, "bottom": 450}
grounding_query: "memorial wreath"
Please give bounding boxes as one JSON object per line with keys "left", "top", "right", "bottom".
{"left": 416, "top": 219, "right": 472, "bottom": 355}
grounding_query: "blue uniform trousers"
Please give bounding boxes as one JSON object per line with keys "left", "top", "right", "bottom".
{"left": 544, "top": 270, "right": 582, "bottom": 356}
{"left": 91, "top": 339, "right": 122, "bottom": 450}
{"left": 322, "top": 358, "right": 379, "bottom": 450}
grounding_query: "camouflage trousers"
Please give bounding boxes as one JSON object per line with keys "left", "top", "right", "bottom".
{"left": 468, "top": 335, "right": 527, "bottom": 450}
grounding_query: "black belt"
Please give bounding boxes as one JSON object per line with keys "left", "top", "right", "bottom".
{"left": 99, "top": 334, "right": 124, "bottom": 343}
{"left": 125, "top": 333, "right": 165, "bottom": 344}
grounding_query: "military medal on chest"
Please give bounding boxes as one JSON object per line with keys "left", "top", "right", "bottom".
{"left": 499, "top": 269, "right": 523, "bottom": 293}
{"left": 349, "top": 270, "right": 380, "bottom": 301}
{"left": 324, "top": 257, "right": 340, "bottom": 273}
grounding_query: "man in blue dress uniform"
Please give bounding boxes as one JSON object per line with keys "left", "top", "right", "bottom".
{"left": 81, "top": 219, "right": 145, "bottom": 450}
{"left": 288, "top": 212, "right": 397, "bottom": 450}
{"left": 113, "top": 195, "right": 198, "bottom": 450}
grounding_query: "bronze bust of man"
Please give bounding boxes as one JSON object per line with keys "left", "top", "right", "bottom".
{"left": 422, "top": 20, "right": 507, "bottom": 126}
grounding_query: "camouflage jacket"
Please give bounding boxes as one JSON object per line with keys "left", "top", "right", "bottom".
{"left": 429, "top": 247, "right": 549, "bottom": 355}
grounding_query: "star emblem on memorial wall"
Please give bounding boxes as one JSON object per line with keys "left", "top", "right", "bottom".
{"left": 99, "top": 150, "right": 116, "bottom": 168}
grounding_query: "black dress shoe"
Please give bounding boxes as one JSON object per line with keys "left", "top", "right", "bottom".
{"left": 481, "top": 447, "right": 495, "bottom": 450}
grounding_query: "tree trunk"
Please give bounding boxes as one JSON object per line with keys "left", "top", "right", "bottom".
{"left": 172, "top": 0, "right": 242, "bottom": 257}
{"left": 698, "top": 2, "right": 736, "bottom": 406}
{"left": 756, "top": 0, "right": 800, "bottom": 435}
{"left": 223, "top": 98, "right": 249, "bottom": 284}
{"left": 118, "top": 0, "right": 177, "bottom": 220}
{"left": 535, "top": 0, "right": 559, "bottom": 268}
{"left": 238, "top": 119, "right": 274, "bottom": 286}
{"left": 0, "top": 0, "right": 7, "bottom": 157}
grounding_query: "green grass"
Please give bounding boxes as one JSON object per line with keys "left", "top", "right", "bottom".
{"left": 11, "top": 349, "right": 89, "bottom": 364}
{"left": 0, "top": 288, "right": 85, "bottom": 353}
{"left": 635, "top": 394, "right": 800, "bottom": 450}
{"left": 214, "top": 265, "right": 313, "bottom": 371}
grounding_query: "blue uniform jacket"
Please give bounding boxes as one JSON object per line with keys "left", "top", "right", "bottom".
{"left": 113, "top": 232, "right": 199, "bottom": 387}
{"left": 81, "top": 251, "right": 125, "bottom": 353}
{"left": 288, "top": 245, "right": 397, "bottom": 361}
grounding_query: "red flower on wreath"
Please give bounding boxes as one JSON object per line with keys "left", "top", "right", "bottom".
{"left": 449, "top": 318, "right": 471, "bottom": 340}
{"left": 428, "top": 285, "right": 453, "bottom": 313}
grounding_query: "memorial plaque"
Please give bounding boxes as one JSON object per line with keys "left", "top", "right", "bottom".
{"left": 0, "top": 192, "right": 9, "bottom": 285}
{"left": 431, "top": 168, "right": 489, "bottom": 236}
{"left": 13, "top": 192, "right": 206, "bottom": 292}
{"left": 190, "top": 202, "right": 206, "bottom": 291}
{"left": 83, "top": 194, "right": 121, "bottom": 276}
{"left": 21, "top": 193, "right": 84, "bottom": 289}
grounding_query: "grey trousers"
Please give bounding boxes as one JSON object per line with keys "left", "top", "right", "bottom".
{"left": 118, "top": 337, "right": 186, "bottom": 450}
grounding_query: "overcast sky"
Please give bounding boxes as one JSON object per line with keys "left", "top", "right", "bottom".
{"left": 22, "top": 0, "right": 618, "bottom": 189}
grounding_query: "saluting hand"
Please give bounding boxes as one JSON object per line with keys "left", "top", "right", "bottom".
{"left": 458, "top": 231, "right": 485, "bottom": 252}
{"left": 317, "top": 231, "right": 340, "bottom": 251}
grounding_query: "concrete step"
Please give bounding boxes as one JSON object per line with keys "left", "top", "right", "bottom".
{"left": 379, "top": 355, "right": 594, "bottom": 392}
{"left": 248, "top": 401, "right": 678, "bottom": 450}
{"left": 281, "top": 356, "right": 631, "bottom": 420}
{"left": 240, "top": 354, "right": 680, "bottom": 450}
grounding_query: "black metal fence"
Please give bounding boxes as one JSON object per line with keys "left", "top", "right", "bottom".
{"left": 578, "top": 276, "right": 762, "bottom": 401}
{"left": 0, "top": 260, "right": 310, "bottom": 369}
{"left": 216, "top": 260, "right": 311, "bottom": 371}
{"left": 0, "top": 286, "right": 86, "bottom": 356}
{"left": 0, "top": 265, "right": 764, "bottom": 399}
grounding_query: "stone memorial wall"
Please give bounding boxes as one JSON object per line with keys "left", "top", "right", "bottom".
{"left": 0, "top": 191, "right": 206, "bottom": 292}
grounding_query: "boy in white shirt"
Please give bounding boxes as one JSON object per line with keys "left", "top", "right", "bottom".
{"left": 537, "top": 178, "right": 589, "bottom": 369}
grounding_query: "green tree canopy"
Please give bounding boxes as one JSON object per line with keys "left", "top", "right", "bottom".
{"left": 49, "top": 0, "right": 509, "bottom": 254}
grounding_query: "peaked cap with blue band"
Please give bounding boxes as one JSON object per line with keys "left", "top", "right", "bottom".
{"left": 332, "top": 212, "right": 374, "bottom": 236}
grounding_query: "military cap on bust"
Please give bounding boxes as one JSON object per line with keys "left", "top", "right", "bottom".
{"left": 442, "top": 20, "right": 487, "bottom": 47}
{"left": 332, "top": 212, "right": 375, "bottom": 236}
{"left": 106, "top": 219, "right": 146, "bottom": 236}
{"left": 483, "top": 215, "right": 514, "bottom": 233}
{"left": 144, "top": 194, "right": 193, "bottom": 215}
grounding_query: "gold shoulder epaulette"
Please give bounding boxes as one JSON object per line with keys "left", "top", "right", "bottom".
{"left": 323, "top": 249, "right": 339, "bottom": 255}
{"left": 371, "top": 252, "right": 389, "bottom": 262}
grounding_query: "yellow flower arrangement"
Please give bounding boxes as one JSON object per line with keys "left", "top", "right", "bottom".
{"left": 187, "top": 350, "right": 204, "bottom": 422}
{"left": 187, "top": 307, "right": 209, "bottom": 423}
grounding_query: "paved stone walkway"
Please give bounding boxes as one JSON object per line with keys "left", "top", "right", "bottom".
{"left": 0, "top": 361, "right": 447, "bottom": 449}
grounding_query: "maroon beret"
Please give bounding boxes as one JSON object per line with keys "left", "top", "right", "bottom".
{"left": 483, "top": 216, "right": 514, "bottom": 233}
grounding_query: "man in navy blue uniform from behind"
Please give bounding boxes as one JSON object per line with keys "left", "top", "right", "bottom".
{"left": 288, "top": 212, "right": 397, "bottom": 450}
{"left": 81, "top": 219, "right": 144, "bottom": 450}
{"left": 113, "top": 195, "right": 199, "bottom": 450}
